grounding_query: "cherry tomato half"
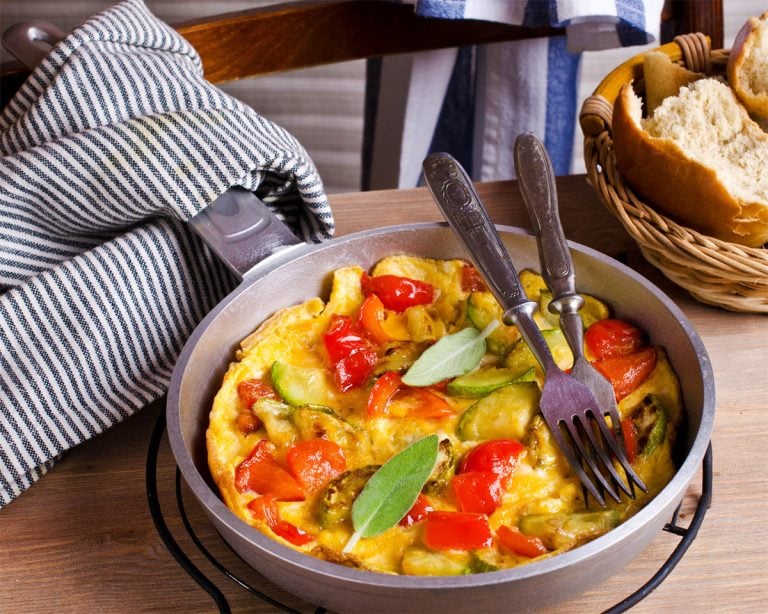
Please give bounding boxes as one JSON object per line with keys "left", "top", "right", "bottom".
{"left": 323, "top": 315, "right": 378, "bottom": 391}
{"left": 451, "top": 471, "right": 503, "bottom": 515}
{"left": 460, "top": 263, "right": 488, "bottom": 292}
{"left": 360, "top": 273, "right": 437, "bottom": 313}
{"left": 459, "top": 439, "right": 526, "bottom": 487}
{"left": 366, "top": 371, "right": 403, "bottom": 417}
{"left": 585, "top": 319, "right": 645, "bottom": 360}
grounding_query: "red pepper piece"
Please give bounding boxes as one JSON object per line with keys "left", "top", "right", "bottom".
{"left": 496, "top": 525, "right": 549, "bottom": 558}
{"left": 423, "top": 511, "right": 493, "bottom": 550}
{"left": 593, "top": 346, "right": 657, "bottom": 401}
{"left": 286, "top": 439, "right": 347, "bottom": 493}
{"left": 234, "top": 440, "right": 305, "bottom": 501}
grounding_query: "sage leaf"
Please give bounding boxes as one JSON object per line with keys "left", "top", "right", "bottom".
{"left": 402, "top": 321, "right": 499, "bottom": 387}
{"left": 343, "top": 434, "right": 439, "bottom": 553}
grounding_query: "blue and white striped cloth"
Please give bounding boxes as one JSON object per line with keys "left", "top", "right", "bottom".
{"left": 389, "top": 0, "right": 664, "bottom": 182}
{"left": 0, "top": 0, "right": 333, "bottom": 507}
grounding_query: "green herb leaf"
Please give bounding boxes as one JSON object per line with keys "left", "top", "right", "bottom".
{"left": 343, "top": 434, "right": 439, "bottom": 553}
{"left": 401, "top": 322, "right": 499, "bottom": 387}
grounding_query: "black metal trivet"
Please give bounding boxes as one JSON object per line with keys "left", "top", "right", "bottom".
{"left": 147, "top": 411, "right": 713, "bottom": 614}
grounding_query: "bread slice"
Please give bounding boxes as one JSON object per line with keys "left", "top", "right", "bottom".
{"left": 612, "top": 78, "right": 768, "bottom": 247}
{"left": 643, "top": 51, "right": 704, "bottom": 116}
{"left": 728, "top": 11, "right": 768, "bottom": 120}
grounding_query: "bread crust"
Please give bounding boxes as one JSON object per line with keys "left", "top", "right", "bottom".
{"left": 612, "top": 82, "right": 768, "bottom": 247}
{"left": 728, "top": 11, "right": 768, "bottom": 118}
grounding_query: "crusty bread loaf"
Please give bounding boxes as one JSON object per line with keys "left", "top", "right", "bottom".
{"left": 643, "top": 51, "right": 704, "bottom": 116}
{"left": 728, "top": 11, "right": 768, "bottom": 120}
{"left": 613, "top": 78, "right": 768, "bottom": 247}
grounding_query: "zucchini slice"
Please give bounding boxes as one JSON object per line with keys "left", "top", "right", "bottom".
{"left": 318, "top": 465, "right": 379, "bottom": 527}
{"left": 423, "top": 438, "right": 457, "bottom": 494}
{"left": 447, "top": 366, "right": 535, "bottom": 397}
{"left": 270, "top": 361, "right": 335, "bottom": 407}
{"left": 538, "top": 290, "right": 611, "bottom": 330}
{"left": 250, "top": 398, "right": 296, "bottom": 447}
{"left": 518, "top": 510, "right": 621, "bottom": 550}
{"left": 466, "top": 291, "right": 521, "bottom": 355}
{"left": 631, "top": 394, "right": 669, "bottom": 458}
{"left": 291, "top": 405, "right": 358, "bottom": 448}
{"left": 457, "top": 381, "right": 540, "bottom": 441}
{"left": 401, "top": 547, "right": 469, "bottom": 576}
{"left": 503, "top": 329, "right": 573, "bottom": 375}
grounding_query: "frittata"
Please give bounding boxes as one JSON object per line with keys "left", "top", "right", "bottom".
{"left": 207, "top": 255, "right": 682, "bottom": 575}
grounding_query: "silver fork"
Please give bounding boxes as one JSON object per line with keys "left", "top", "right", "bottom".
{"left": 423, "top": 151, "right": 626, "bottom": 507}
{"left": 513, "top": 133, "right": 646, "bottom": 502}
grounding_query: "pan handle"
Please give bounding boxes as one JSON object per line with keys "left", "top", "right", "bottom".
{"left": 189, "top": 188, "right": 303, "bottom": 279}
{"left": 3, "top": 21, "right": 305, "bottom": 281}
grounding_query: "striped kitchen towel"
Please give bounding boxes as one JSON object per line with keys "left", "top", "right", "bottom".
{"left": 0, "top": 0, "right": 333, "bottom": 507}
{"left": 379, "top": 0, "right": 664, "bottom": 186}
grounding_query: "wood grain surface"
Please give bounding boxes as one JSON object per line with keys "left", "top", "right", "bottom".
{"left": 1, "top": 176, "right": 766, "bottom": 613}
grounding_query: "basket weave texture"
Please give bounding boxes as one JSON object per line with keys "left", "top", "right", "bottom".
{"left": 579, "top": 34, "right": 768, "bottom": 313}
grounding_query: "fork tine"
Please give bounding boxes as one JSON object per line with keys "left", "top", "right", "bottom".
{"left": 548, "top": 422, "right": 607, "bottom": 507}
{"left": 592, "top": 410, "right": 648, "bottom": 494}
{"left": 580, "top": 414, "right": 635, "bottom": 498}
{"left": 563, "top": 418, "right": 622, "bottom": 503}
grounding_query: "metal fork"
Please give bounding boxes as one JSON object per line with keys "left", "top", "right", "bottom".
{"left": 513, "top": 133, "right": 646, "bottom": 503}
{"left": 423, "top": 151, "right": 627, "bottom": 506}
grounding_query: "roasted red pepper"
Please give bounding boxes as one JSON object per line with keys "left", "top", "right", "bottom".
{"left": 247, "top": 494, "right": 314, "bottom": 546}
{"left": 235, "top": 378, "right": 280, "bottom": 434}
{"left": 496, "top": 525, "right": 549, "bottom": 558}
{"left": 237, "top": 378, "right": 280, "bottom": 407}
{"left": 423, "top": 511, "right": 493, "bottom": 550}
{"left": 397, "top": 388, "right": 454, "bottom": 420}
{"left": 358, "top": 293, "right": 394, "bottom": 345}
{"left": 360, "top": 272, "right": 437, "bottom": 313}
{"left": 286, "top": 439, "right": 347, "bottom": 493}
{"left": 366, "top": 372, "right": 453, "bottom": 419}
{"left": 621, "top": 417, "right": 639, "bottom": 464}
{"left": 323, "top": 315, "right": 378, "bottom": 391}
{"left": 594, "top": 346, "right": 657, "bottom": 401}
{"left": 235, "top": 440, "right": 305, "bottom": 501}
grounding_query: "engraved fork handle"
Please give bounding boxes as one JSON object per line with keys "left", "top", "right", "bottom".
{"left": 513, "top": 133, "right": 585, "bottom": 359}
{"left": 422, "top": 152, "right": 559, "bottom": 373}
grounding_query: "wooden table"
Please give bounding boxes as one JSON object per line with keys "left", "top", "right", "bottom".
{"left": 2, "top": 177, "right": 766, "bottom": 613}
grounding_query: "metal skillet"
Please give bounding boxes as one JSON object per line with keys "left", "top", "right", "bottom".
{"left": 165, "top": 188, "right": 714, "bottom": 614}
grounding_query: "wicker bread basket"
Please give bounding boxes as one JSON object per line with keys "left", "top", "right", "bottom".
{"left": 579, "top": 33, "right": 768, "bottom": 313}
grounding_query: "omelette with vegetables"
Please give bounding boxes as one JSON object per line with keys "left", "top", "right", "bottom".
{"left": 207, "top": 255, "right": 682, "bottom": 575}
